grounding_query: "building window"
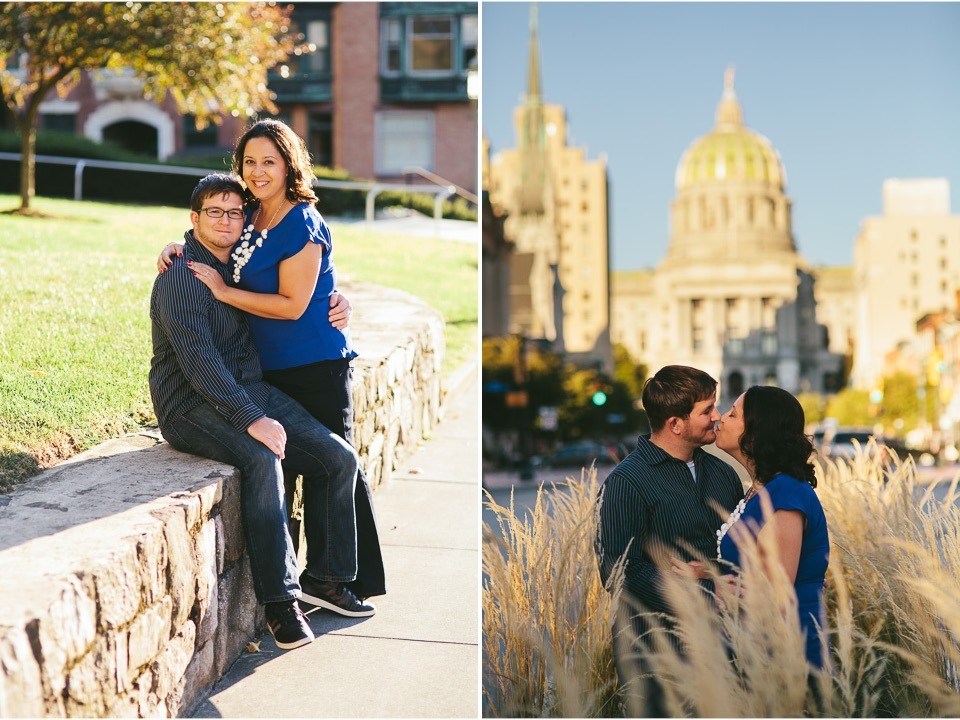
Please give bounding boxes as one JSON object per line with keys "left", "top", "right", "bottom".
{"left": 942, "top": 257, "right": 949, "bottom": 270}
{"left": 461, "top": 15, "right": 478, "bottom": 71}
{"left": 692, "top": 327, "right": 704, "bottom": 352}
{"left": 691, "top": 297, "right": 704, "bottom": 351}
{"left": 761, "top": 297, "right": 776, "bottom": 328}
{"left": 276, "top": 11, "right": 332, "bottom": 82}
{"left": 301, "top": 20, "right": 330, "bottom": 73}
{"left": 42, "top": 112, "right": 76, "bottom": 133}
{"left": 408, "top": 16, "right": 454, "bottom": 74}
{"left": 382, "top": 11, "right": 476, "bottom": 79}
{"left": 761, "top": 331, "right": 778, "bottom": 355}
{"left": 382, "top": 17, "right": 402, "bottom": 75}
{"left": 728, "top": 370, "right": 745, "bottom": 397}
{"left": 308, "top": 112, "right": 332, "bottom": 168}
{"left": 726, "top": 338, "right": 744, "bottom": 356}
{"left": 376, "top": 110, "right": 434, "bottom": 174}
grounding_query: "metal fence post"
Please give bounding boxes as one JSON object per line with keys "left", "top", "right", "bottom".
{"left": 365, "top": 185, "right": 383, "bottom": 222}
{"left": 434, "top": 186, "right": 455, "bottom": 220}
{"left": 74, "top": 160, "right": 86, "bottom": 201}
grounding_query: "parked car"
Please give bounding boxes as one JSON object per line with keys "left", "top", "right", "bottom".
{"left": 819, "top": 427, "right": 888, "bottom": 461}
{"left": 543, "top": 441, "right": 618, "bottom": 469}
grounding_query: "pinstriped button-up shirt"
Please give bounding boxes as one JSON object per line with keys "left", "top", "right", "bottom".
{"left": 596, "top": 434, "right": 744, "bottom": 616}
{"left": 149, "top": 232, "right": 270, "bottom": 433}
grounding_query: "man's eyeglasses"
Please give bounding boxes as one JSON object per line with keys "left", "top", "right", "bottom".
{"left": 200, "top": 207, "right": 245, "bottom": 220}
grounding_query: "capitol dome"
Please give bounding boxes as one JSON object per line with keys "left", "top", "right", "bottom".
{"left": 675, "top": 68, "right": 786, "bottom": 191}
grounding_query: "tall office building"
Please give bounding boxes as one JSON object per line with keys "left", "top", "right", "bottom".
{"left": 852, "top": 179, "right": 960, "bottom": 388}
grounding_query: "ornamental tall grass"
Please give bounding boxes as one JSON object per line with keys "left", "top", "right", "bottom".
{"left": 482, "top": 468, "right": 622, "bottom": 717}
{"left": 481, "top": 445, "right": 960, "bottom": 717}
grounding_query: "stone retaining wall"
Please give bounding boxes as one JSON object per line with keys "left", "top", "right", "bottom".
{"left": 0, "top": 283, "right": 445, "bottom": 717}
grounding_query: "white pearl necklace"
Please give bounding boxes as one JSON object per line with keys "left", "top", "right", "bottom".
{"left": 716, "top": 486, "right": 757, "bottom": 559}
{"left": 231, "top": 201, "right": 285, "bottom": 283}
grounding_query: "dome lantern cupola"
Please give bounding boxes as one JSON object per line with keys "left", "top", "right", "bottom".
{"left": 715, "top": 66, "right": 743, "bottom": 130}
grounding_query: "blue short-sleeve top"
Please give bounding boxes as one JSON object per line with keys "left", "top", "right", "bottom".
{"left": 719, "top": 473, "right": 830, "bottom": 668}
{"left": 230, "top": 202, "right": 357, "bottom": 371}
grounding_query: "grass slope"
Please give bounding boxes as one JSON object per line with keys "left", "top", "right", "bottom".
{"left": 0, "top": 195, "right": 477, "bottom": 490}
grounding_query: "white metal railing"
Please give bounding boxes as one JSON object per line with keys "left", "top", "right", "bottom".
{"left": 402, "top": 165, "right": 479, "bottom": 205}
{"left": 0, "top": 152, "right": 465, "bottom": 222}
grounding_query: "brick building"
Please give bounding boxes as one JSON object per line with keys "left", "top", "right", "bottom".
{"left": 18, "top": 2, "right": 478, "bottom": 192}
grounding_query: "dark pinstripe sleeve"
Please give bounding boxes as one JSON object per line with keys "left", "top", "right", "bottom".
{"left": 597, "top": 472, "right": 666, "bottom": 612}
{"left": 152, "top": 263, "right": 265, "bottom": 431}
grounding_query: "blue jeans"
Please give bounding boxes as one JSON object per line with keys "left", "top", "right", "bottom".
{"left": 161, "top": 384, "right": 359, "bottom": 604}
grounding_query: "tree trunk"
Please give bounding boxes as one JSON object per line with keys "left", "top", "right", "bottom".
{"left": 18, "top": 118, "right": 36, "bottom": 212}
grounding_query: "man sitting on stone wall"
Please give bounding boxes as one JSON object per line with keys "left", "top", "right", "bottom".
{"left": 148, "top": 173, "right": 372, "bottom": 651}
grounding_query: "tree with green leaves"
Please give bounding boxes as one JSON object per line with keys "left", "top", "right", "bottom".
{"left": 612, "top": 342, "right": 648, "bottom": 403}
{"left": 0, "top": 2, "right": 298, "bottom": 211}
{"left": 824, "top": 387, "right": 873, "bottom": 427}
{"left": 796, "top": 392, "right": 825, "bottom": 428}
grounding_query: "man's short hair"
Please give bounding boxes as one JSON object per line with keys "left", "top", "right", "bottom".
{"left": 642, "top": 365, "right": 718, "bottom": 431}
{"left": 190, "top": 173, "right": 245, "bottom": 213}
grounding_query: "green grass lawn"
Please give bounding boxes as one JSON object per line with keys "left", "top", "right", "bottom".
{"left": 0, "top": 195, "right": 477, "bottom": 491}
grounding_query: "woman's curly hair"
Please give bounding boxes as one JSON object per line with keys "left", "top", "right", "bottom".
{"left": 232, "top": 119, "right": 318, "bottom": 207}
{"left": 739, "top": 385, "right": 817, "bottom": 487}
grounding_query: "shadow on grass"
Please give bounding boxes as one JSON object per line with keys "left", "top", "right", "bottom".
{"left": 0, "top": 206, "right": 104, "bottom": 222}
{"left": 0, "top": 451, "right": 42, "bottom": 495}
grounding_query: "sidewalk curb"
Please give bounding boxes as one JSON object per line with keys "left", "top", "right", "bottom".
{"left": 445, "top": 354, "right": 479, "bottom": 401}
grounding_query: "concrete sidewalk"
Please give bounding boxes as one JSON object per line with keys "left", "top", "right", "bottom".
{"left": 190, "top": 360, "right": 479, "bottom": 718}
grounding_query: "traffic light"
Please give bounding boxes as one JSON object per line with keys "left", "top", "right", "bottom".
{"left": 591, "top": 390, "right": 607, "bottom": 406}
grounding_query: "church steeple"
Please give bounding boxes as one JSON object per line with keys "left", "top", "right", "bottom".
{"left": 526, "top": 4, "right": 541, "bottom": 101}
{"left": 516, "top": 3, "right": 547, "bottom": 214}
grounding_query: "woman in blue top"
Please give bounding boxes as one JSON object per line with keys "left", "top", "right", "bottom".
{"left": 159, "top": 119, "right": 384, "bottom": 617}
{"left": 712, "top": 385, "right": 830, "bottom": 669}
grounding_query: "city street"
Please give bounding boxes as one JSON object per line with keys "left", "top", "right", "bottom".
{"left": 483, "top": 463, "right": 960, "bottom": 544}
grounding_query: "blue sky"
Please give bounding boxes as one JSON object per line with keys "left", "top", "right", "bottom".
{"left": 482, "top": 2, "right": 960, "bottom": 270}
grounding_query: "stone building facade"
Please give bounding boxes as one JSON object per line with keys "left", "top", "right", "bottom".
{"left": 611, "top": 69, "right": 845, "bottom": 403}
{"left": 485, "top": 7, "right": 611, "bottom": 367}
